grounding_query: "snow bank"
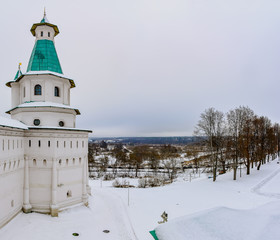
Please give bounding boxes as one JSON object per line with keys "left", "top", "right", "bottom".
{"left": 155, "top": 201, "right": 280, "bottom": 240}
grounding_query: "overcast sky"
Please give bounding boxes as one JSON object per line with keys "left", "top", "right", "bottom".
{"left": 0, "top": 0, "right": 280, "bottom": 137}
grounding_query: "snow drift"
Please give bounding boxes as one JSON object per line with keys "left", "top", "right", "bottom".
{"left": 155, "top": 201, "right": 280, "bottom": 240}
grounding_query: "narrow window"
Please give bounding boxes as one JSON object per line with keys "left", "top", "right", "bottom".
{"left": 34, "top": 84, "right": 42, "bottom": 95}
{"left": 8, "top": 140, "right": 9, "bottom": 150}
{"left": 64, "top": 141, "right": 66, "bottom": 148}
{"left": 11, "top": 200, "right": 14, "bottom": 207}
{"left": 2, "top": 139, "right": 4, "bottom": 151}
{"left": 67, "top": 190, "right": 72, "bottom": 198}
{"left": 17, "top": 140, "right": 19, "bottom": 148}
{"left": 70, "top": 141, "right": 72, "bottom": 148}
{"left": 54, "top": 87, "right": 59, "bottom": 97}
{"left": 17, "top": 160, "right": 20, "bottom": 167}
{"left": 79, "top": 158, "right": 82, "bottom": 164}
{"left": 29, "top": 140, "right": 31, "bottom": 147}
{"left": 33, "top": 159, "right": 36, "bottom": 166}
{"left": 66, "top": 159, "right": 69, "bottom": 165}
{"left": 76, "top": 141, "right": 78, "bottom": 148}
{"left": 59, "top": 159, "right": 62, "bottom": 165}
{"left": 48, "top": 141, "right": 50, "bottom": 147}
{"left": 43, "top": 159, "right": 47, "bottom": 166}
{"left": 73, "top": 158, "right": 75, "bottom": 165}
{"left": 57, "top": 141, "right": 59, "bottom": 148}
{"left": 82, "top": 141, "right": 84, "bottom": 148}
{"left": 41, "top": 31, "right": 43, "bottom": 37}
{"left": 13, "top": 140, "right": 14, "bottom": 149}
{"left": 48, "top": 32, "right": 50, "bottom": 37}
{"left": 38, "top": 140, "right": 41, "bottom": 147}
{"left": 4, "top": 163, "right": 6, "bottom": 171}
{"left": 23, "top": 87, "right": 26, "bottom": 98}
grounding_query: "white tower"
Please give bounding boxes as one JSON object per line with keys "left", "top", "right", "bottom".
{"left": 5, "top": 12, "right": 92, "bottom": 217}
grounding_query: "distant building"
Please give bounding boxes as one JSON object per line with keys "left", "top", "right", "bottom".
{"left": 0, "top": 12, "right": 91, "bottom": 228}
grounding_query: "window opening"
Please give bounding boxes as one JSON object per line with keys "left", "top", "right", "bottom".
{"left": 41, "top": 31, "right": 43, "bottom": 37}
{"left": 34, "top": 84, "right": 42, "bottom": 95}
{"left": 29, "top": 140, "right": 31, "bottom": 147}
{"left": 67, "top": 190, "right": 72, "bottom": 198}
{"left": 54, "top": 87, "right": 59, "bottom": 97}
{"left": 34, "top": 119, "right": 40, "bottom": 126}
{"left": 38, "top": 140, "right": 41, "bottom": 147}
{"left": 48, "top": 32, "right": 50, "bottom": 37}
{"left": 33, "top": 159, "right": 36, "bottom": 166}
{"left": 48, "top": 141, "right": 50, "bottom": 147}
{"left": 43, "top": 159, "right": 47, "bottom": 166}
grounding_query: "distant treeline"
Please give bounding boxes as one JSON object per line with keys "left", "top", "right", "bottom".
{"left": 90, "top": 136, "right": 203, "bottom": 145}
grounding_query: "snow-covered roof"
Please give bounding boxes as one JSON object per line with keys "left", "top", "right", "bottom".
{"left": 6, "top": 71, "right": 75, "bottom": 88}
{"left": 6, "top": 101, "right": 80, "bottom": 115}
{"left": 29, "top": 125, "right": 92, "bottom": 133}
{"left": 0, "top": 116, "right": 27, "bottom": 130}
{"left": 154, "top": 201, "right": 280, "bottom": 240}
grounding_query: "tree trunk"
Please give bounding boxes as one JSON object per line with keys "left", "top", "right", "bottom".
{"left": 257, "top": 161, "right": 261, "bottom": 170}
{"left": 233, "top": 167, "right": 237, "bottom": 180}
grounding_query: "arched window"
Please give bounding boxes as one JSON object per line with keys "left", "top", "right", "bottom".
{"left": 54, "top": 87, "right": 59, "bottom": 97}
{"left": 34, "top": 84, "right": 42, "bottom": 95}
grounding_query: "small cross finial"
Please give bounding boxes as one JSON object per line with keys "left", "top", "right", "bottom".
{"left": 18, "top": 62, "right": 22, "bottom": 70}
{"left": 44, "top": 7, "right": 46, "bottom": 18}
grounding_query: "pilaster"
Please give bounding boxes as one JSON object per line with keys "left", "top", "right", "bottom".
{"left": 23, "top": 156, "right": 32, "bottom": 213}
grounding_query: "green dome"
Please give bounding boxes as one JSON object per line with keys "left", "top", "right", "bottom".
{"left": 27, "top": 39, "right": 63, "bottom": 74}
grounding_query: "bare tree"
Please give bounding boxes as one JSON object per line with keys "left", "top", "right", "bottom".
{"left": 227, "top": 106, "right": 254, "bottom": 180}
{"left": 194, "top": 108, "right": 226, "bottom": 181}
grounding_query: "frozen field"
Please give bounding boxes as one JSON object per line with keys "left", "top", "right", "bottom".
{"left": 0, "top": 159, "right": 280, "bottom": 240}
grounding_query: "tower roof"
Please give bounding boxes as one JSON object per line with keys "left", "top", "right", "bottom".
{"left": 30, "top": 11, "right": 59, "bottom": 36}
{"left": 14, "top": 63, "right": 23, "bottom": 80}
{"left": 27, "top": 39, "right": 63, "bottom": 74}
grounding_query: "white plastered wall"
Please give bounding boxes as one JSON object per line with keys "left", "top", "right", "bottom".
{"left": 18, "top": 75, "right": 71, "bottom": 107}
{"left": 11, "top": 108, "right": 76, "bottom": 128}
{"left": 24, "top": 129, "right": 89, "bottom": 213}
{"left": 0, "top": 127, "right": 25, "bottom": 228}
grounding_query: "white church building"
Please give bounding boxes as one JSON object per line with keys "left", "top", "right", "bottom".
{"left": 0, "top": 13, "right": 91, "bottom": 228}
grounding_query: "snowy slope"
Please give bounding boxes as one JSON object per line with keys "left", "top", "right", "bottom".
{"left": 0, "top": 159, "right": 279, "bottom": 240}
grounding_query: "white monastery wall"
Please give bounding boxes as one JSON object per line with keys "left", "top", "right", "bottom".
{"left": 0, "top": 126, "right": 25, "bottom": 228}
{"left": 24, "top": 129, "right": 89, "bottom": 214}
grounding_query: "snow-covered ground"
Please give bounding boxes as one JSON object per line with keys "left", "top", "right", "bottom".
{"left": 1, "top": 159, "right": 280, "bottom": 240}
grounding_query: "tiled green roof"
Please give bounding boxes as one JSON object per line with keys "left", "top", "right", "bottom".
{"left": 14, "top": 69, "right": 22, "bottom": 80}
{"left": 27, "top": 39, "right": 63, "bottom": 74}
